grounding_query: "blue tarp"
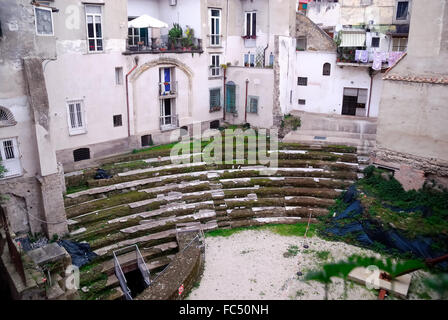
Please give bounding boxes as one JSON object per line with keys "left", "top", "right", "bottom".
{"left": 323, "top": 185, "right": 448, "bottom": 269}
{"left": 58, "top": 240, "right": 97, "bottom": 268}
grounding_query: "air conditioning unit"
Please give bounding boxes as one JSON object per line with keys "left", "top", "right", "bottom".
{"left": 169, "top": 0, "right": 177, "bottom": 6}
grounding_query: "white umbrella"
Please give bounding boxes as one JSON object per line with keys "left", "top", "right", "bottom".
{"left": 128, "top": 14, "right": 169, "bottom": 29}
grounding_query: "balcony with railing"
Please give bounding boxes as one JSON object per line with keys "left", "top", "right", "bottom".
{"left": 125, "top": 36, "right": 203, "bottom": 54}
{"left": 159, "top": 81, "right": 177, "bottom": 98}
{"left": 160, "top": 114, "right": 179, "bottom": 131}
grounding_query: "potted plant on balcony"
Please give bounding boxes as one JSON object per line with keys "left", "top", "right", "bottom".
{"left": 168, "top": 23, "right": 183, "bottom": 50}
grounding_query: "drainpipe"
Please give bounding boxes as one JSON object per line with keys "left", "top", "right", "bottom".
{"left": 244, "top": 79, "right": 249, "bottom": 123}
{"left": 367, "top": 68, "right": 374, "bottom": 118}
{"left": 223, "top": 66, "right": 227, "bottom": 121}
{"left": 126, "top": 56, "right": 139, "bottom": 137}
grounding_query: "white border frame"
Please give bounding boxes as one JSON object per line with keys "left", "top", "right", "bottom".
{"left": 66, "top": 99, "right": 87, "bottom": 136}
{"left": 85, "top": 4, "right": 104, "bottom": 53}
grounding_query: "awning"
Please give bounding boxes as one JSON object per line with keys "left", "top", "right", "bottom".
{"left": 340, "top": 31, "right": 366, "bottom": 47}
{"left": 128, "top": 14, "right": 169, "bottom": 29}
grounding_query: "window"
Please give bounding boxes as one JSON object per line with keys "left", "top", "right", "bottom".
{"left": 67, "top": 100, "right": 86, "bottom": 135}
{"left": 209, "top": 8, "right": 221, "bottom": 46}
{"left": 209, "top": 88, "right": 221, "bottom": 110}
{"left": 115, "top": 67, "right": 123, "bottom": 85}
{"left": 342, "top": 88, "right": 368, "bottom": 116}
{"left": 128, "top": 27, "right": 140, "bottom": 46}
{"left": 159, "top": 68, "right": 175, "bottom": 95}
{"left": 323, "top": 63, "right": 331, "bottom": 76}
{"left": 248, "top": 96, "right": 258, "bottom": 113}
{"left": 0, "top": 107, "right": 16, "bottom": 127}
{"left": 0, "top": 138, "right": 22, "bottom": 178}
{"left": 34, "top": 6, "right": 54, "bottom": 36}
{"left": 396, "top": 1, "right": 409, "bottom": 20}
{"left": 86, "top": 5, "right": 103, "bottom": 52}
{"left": 371, "top": 37, "right": 380, "bottom": 48}
{"left": 269, "top": 53, "right": 274, "bottom": 67}
{"left": 244, "top": 53, "right": 255, "bottom": 67}
{"left": 73, "top": 148, "right": 90, "bottom": 162}
{"left": 141, "top": 135, "right": 153, "bottom": 147}
{"left": 210, "top": 120, "right": 220, "bottom": 129}
{"left": 113, "top": 115, "right": 122, "bottom": 127}
{"left": 297, "top": 36, "right": 307, "bottom": 51}
{"left": 244, "top": 12, "right": 256, "bottom": 37}
{"left": 210, "top": 54, "right": 221, "bottom": 77}
{"left": 298, "top": 99, "right": 306, "bottom": 105}
{"left": 297, "top": 77, "right": 308, "bottom": 86}
{"left": 392, "top": 37, "right": 408, "bottom": 52}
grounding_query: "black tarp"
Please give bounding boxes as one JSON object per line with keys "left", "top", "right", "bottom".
{"left": 323, "top": 185, "right": 448, "bottom": 269}
{"left": 58, "top": 240, "right": 97, "bottom": 267}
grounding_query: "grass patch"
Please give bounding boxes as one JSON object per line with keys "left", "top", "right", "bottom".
{"left": 283, "top": 244, "right": 299, "bottom": 258}
{"left": 205, "top": 223, "right": 317, "bottom": 238}
{"left": 315, "top": 250, "right": 331, "bottom": 261}
{"left": 66, "top": 184, "right": 89, "bottom": 195}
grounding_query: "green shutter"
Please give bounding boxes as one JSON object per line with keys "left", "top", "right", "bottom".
{"left": 226, "top": 84, "right": 236, "bottom": 112}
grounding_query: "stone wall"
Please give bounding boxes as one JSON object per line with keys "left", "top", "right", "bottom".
{"left": 135, "top": 232, "right": 204, "bottom": 300}
{"left": 295, "top": 13, "right": 336, "bottom": 52}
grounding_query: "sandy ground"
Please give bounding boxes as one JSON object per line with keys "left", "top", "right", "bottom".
{"left": 187, "top": 229, "right": 436, "bottom": 300}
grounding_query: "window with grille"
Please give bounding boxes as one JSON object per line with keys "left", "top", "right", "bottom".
{"left": 0, "top": 138, "right": 22, "bottom": 178}
{"left": 248, "top": 96, "right": 258, "bottom": 113}
{"left": 298, "top": 77, "right": 308, "bottom": 86}
{"left": 73, "top": 148, "right": 90, "bottom": 162}
{"left": 113, "top": 115, "right": 122, "bottom": 127}
{"left": 209, "top": 9, "right": 221, "bottom": 46}
{"left": 245, "top": 12, "right": 256, "bottom": 37}
{"left": 210, "top": 54, "right": 221, "bottom": 77}
{"left": 86, "top": 5, "right": 103, "bottom": 52}
{"left": 209, "top": 88, "right": 221, "bottom": 110}
{"left": 34, "top": 6, "right": 53, "bottom": 36}
{"left": 298, "top": 99, "right": 306, "bottom": 105}
{"left": 371, "top": 37, "right": 380, "bottom": 48}
{"left": 0, "top": 107, "right": 16, "bottom": 126}
{"left": 67, "top": 100, "right": 86, "bottom": 135}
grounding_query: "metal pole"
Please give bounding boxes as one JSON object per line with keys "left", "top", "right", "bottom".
{"left": 223, "top": 67, "right": 227, "bottom": 121}
{"left": 244, "top": 79, "right": 249, "bottom": 123}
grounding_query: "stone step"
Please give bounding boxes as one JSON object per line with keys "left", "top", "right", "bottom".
{"left": 283, "top": 133, "right": 377, "bottom": 148}
{"left": 293, "top": 129, "right": 377, "bottom": 141}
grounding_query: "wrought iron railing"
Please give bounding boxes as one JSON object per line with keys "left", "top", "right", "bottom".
{"left": 127, "top": 36, "right": 202, "bottom": 53}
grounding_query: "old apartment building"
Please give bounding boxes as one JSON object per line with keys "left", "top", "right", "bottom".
{"left": 287, "top": 0, "right": 412, "bottom": 117}
{"left": 0, "top": 0, "right": 296, "bottom": 238}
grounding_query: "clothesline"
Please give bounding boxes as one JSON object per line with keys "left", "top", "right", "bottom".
{"left": 354, "top": 50, "right": 405, "bottom": 70}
